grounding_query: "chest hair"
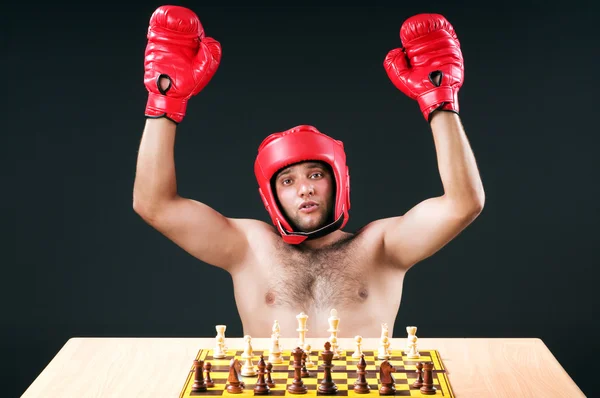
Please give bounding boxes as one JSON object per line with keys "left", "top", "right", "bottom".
{"left": 266, "top": 234, "right": 370, "bottom": 312}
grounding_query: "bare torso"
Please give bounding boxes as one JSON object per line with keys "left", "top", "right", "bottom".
{"left": 230, "top": 226, "right": 407, "bottom": 339}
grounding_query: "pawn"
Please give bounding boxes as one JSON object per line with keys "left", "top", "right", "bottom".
{"left": 266, "top": 362, "right": 276, "bottom": 388}
{"left": 301, "top": 350, "right": 310, "bottom": 378}
{"left": 378, "top": 336, "right": 391, "bottom": 360}
{"left": 213, "top": 336, "right": 226, "bottom": 359}
{"left": 254, "top": 355, "right": 270, "bottom": 395}
{"left": 204, "top": 361, "right": 215, "bottom": 388}
{"left": 304, "top": 344, "right": 315, "bottom": 368}
{"left": 411, "top": 362, "right": 423, "bottom": 389}
{"left": 352, "top": 335, "right": 363, "bottom": 359}
{"left": 329, "top": 335, "right": 340, "bottom": 359}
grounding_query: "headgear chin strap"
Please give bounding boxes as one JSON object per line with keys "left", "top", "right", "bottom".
{"left": 254, "top": 125, "right": 351, "bottom": 244}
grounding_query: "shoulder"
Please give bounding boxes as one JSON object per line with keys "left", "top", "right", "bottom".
{"left": 351, "top": 216, "right": 406, "bottom": 263}
{"left": 354, "top": 217, "right": 403, "bottom": 241}
{"left": 229, "top": 218, "right": 283, "bottom": 258}
{"left": 230, "top": 218, "right": 279, "bottom": 242}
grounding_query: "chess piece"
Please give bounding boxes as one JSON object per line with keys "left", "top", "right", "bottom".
{"left": 411, "top": 362, "right": 424, "bottom": 389}
{"left": 301, "top": 350, "right": 310, "bottom": 378}
{"left": 381, "top": 323, "right": 389, "bottom": 340}
{"left": 273, "top": 320, "right": 281, "bottom": 337}
{"left": 327, "top": 309, "right": 342, "bottom": 358}
{"left": 269, "top": 332, "right": 283, "bottom": 364}
{"left": 352, "top": 335, "right": 363, "bottom": 359}
{"left": 241, "top": 335, "right": 256, "bottom": 376}
{"left": 204, "top": 361, "right": 215, "bottom": 388}
{"left": 254, "top": 355, "right": 270, "bottom": 395}
{"left": 378, "top": 360, "right": 396, "bottom": 395}
{"left": 419, "top": 362, "right": 437, "bottom": 395}
{"left": 227, "top": 358, "right": 244, "bottom": 393}
{"left": 287, "top": 347, "right": 308, "bottom": 394}
{"left": 378, "top": 335, "right": 391, "bottom": 360}
{"left": 353, "top": 354, "right": 370, "bottom": 394}
{"left": 214, "top": 325, "right": 227, "bottom": 359}
{"left": 406, "top": 326, "right": 417, "bottom": 352}
{"left": 407, "top": 334, "right": 420, "bottom": 359}
{"left": 303, "top": 343, "right": 315, "bottom": 368}
{"left": 318, "top": 341, "right": 338, "bottom": 394}
{"left": 191, "top": 359, "right": 207, "bottom": 392}
{"left": 296, "top": 312, "right": 308, "bottom": 348}
{"left": 330, "top": 335, "right": 340, "bottom": 359}
{"left": 385, "top": 337, "right": 392, "bottom": 358}
{"left": 266, "top": 362, "right": 276, "bottom": 388}
{"left": 377, "top": 323, "right": 391, "bottom": 359}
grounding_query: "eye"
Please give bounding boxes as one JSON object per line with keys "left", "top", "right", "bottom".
{"left": 310, "top": 172, "right": 323, "bottom": 179}
{"left": 281, "top": 178, "right": 292, "bottom": 185}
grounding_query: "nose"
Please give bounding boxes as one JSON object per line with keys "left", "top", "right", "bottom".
{"left": 298, "top": 180, "right": 314, "bottom": 197}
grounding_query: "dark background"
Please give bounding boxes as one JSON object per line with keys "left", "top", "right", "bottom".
{"left": 6, "top": 1, "right": 598, "bottom": 397}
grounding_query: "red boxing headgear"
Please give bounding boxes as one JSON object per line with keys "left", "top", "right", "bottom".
{"left": 254, "top": 125, "right": 351, "bottom": 244}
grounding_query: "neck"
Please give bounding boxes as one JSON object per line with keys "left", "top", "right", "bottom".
{"left": 297, "top": 230, "right": 351, "bottom": 249}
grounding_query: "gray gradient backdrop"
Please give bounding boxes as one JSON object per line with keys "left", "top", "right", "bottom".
{"left": 6, "top": 1, "right": 598, "bottom": 397}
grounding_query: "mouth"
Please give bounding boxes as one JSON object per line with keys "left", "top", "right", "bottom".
{"left": 298, "top": 201, "right": 319, "bottom": 213}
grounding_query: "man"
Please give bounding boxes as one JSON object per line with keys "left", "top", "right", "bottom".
{"left": 133, "top": 6, "right": 485, "bottom": 338}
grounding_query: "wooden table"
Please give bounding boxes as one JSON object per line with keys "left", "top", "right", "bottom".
{"left": 21, "top": 338, "right": 584, "bottom": 397}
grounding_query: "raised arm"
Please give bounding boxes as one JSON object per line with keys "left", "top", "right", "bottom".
{"left": 132, "top": 6, "right": 265, "bottom": 272}
{"left": 376, "top": 13, "right": 485, "bottom": 269}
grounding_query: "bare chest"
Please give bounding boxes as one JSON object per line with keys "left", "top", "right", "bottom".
{"left": 261, "top": 237, "right": 372, "bottom": 313}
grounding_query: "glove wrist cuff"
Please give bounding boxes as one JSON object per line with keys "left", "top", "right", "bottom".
{"left": 145, "top": 93, "right": 188, "bottom": 123}
{"left": 418, "top": 87, "right": 458, "bottom": 121}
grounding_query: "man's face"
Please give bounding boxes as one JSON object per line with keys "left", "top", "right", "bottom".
{"left": 274, "top": 161, "right": 335, "bottom": 233}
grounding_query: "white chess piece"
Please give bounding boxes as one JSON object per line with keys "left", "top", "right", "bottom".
{"left": 381, "top": 323, "right": 389, "bottom": 339}
{"left": 241, "top": 335, "right": 256, "bottom": 376}
{"left": 406, "top": 326, "right": 417, "bottom": 352}
{"left": 213, "top": 335, "right": 225, "bottom": 359}
{"left": 303, "top": 343, "right": 315, "bottom": 368}
{"left": 327, "top": 309, "right": 342, "bottom": 356}
{"left": 330, "top": 335, "right": 341, "bottom": 359}
{"left": 407, "top": 334, "right": 420, "bottom": 359}
{"left": 296, "top": 312, "right": 308, "bottom": 348}
{"left": 352, "top": 335, "right": 363, "bottom": 359}
{"left": 269, "top": 333, "right": 283, "bottom": 364}
{"left": 378, "top": 335, "right": 391, "bottom": 359}
{"left": 213, "top": 325, "right": 227, "bottom": 359}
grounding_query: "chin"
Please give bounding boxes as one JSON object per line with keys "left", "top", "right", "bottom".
{"left": 295, "top": 218, "right": 328, "bottom": 233}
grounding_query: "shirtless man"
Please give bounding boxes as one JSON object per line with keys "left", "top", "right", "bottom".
{"left": 133, "top": 6, "right": 484, "bottom": 338}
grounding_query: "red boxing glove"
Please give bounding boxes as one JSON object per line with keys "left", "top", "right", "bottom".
{"left": 384, "top": 14, "right": 464, "bottom": 122}
{"left": 144, "top": 6, "right": 222, "bottom": 123}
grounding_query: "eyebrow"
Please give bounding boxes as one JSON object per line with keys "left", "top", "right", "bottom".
{"left": 277, "top": 162, "right": 324, "bottom": 178}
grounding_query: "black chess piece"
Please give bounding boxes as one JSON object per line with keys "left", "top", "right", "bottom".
{"left": 227, "top": 358, "right": 244, "bottom": 394}
{"left": 378, "top": 360, "right": 396, "bottom": 395}
{"left": 254, "top": 355, "right": 270, "bottom": 395}
{"left": 266, "top": 362, "right": 276, "bottom": 388}
{"left": 287, "top": 347, "right": 308, "bottom": 394}
{"left": 318, "top": 342, "right": 338, "bottom": 395}
{"left": 419, "top": 362, "right": 437, "bottom": 395}
{"left": 192, "top": 359, "right": 207, "bottom": 392}
{"left": 353, "top": 354, "right": 370, "bottom": 394}
{"left": 204, "top": 361, "right": 215, "bottom": 388}
{"left": 301, "top": 350, "right": 310, "bottom": 378}
{"left": 411, "top": 362, "right": 423, "bottom": 389}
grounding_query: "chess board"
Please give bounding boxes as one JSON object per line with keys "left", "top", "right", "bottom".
{"left": 179, "top": 349, "right": 455, "bottom": 397}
